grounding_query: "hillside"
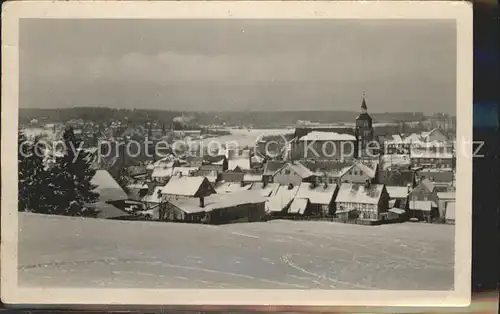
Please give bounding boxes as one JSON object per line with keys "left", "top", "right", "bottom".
{"left": 19, "top": 213, "right": 454, "bottom": 290}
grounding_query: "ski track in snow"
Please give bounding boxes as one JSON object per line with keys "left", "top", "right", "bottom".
{"left": 18, "top": 213, "right": 454, "bottom": 290}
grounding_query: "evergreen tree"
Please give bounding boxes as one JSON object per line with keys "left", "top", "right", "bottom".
{"left": 18, "top": 129, "right": 54, "bottom": 213}
{"left": 52, "top": 126, "right": 100, "bottom": 217}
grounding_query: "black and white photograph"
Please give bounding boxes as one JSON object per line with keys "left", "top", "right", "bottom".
{"left": 2, "top": 1, "right": 472, "bottom": 306}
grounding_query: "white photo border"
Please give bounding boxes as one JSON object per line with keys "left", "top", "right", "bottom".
{"left": 1, "top": 0, "right": 473, "bottom": 306}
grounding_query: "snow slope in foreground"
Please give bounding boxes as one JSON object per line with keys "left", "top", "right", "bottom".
{"left": 18, "top": 213, "right": 455, "bottom": 290}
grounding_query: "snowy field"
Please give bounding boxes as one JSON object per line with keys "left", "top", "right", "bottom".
{"left": 18, "top": 213, "right": 454, "bottom": 290}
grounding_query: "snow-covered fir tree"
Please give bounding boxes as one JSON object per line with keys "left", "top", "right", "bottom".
{"left": 52, "top": 126, "right": 100, "bottom": 217}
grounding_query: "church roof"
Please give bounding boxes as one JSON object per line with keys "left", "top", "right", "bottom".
{"left": 356, "top": 112, "right": 372, "bottom": 121}
{"left": 361, "top": 97, "right": 368, "bottom": 110}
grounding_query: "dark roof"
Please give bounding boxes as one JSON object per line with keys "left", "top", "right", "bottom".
{"left": 95, "top": 203, "right": 132, "bottom": 219}
{"left": 416, "top": 169, "right": 454, "bottom": 183}
{"left": 263, "top": 161, "right": 286, "bottom": 176}
{"left": 356, "top": 113, "right": 372, "bottom": 121}
{"left": 127, "top": 185, "right": 149, "bottom": 201}
{"left": 377, "top": 169, "right": 415, "bottom": 187}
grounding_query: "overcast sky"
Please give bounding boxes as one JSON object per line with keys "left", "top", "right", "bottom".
{"left": 20, "top": 19, "right": 456, "bottom": 114}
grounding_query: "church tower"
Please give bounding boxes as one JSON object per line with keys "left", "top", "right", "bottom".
{"left": 354, "top": 94, "right": 374, "bottom": 157}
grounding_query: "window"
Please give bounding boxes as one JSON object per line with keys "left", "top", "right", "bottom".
{"left": 285, "top": 169, "right": 291, "bottom": 175}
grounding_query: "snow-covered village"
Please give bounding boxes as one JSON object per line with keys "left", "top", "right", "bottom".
{"left": 20, "top": 103, "right": 457, "bottom": 226}
{"left": 14, "top": 16, "right": 459, "bottom": 291}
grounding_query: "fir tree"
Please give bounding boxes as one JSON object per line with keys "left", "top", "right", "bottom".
{"left": 52, "top": 126, "right": 100, "bottom": 217}
{"left": 18, "top": 129, "right": 53, "bottom": 213}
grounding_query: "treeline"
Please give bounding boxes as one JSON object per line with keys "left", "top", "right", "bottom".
{"left": 18, "top": 126, "right": 100, "bottom": 217}
{"left": 20, "top": 107, "right": 426, "bottom": 127}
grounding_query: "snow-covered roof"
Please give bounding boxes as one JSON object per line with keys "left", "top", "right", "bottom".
{"left": 266, "top": 184, "right": 300, "bottom": 213}
{"left": 243, "top": 173, "right": 263, "bottom": 182}
{"left": 380, "top": 154, "right": 411, "bottom": 170}
{"left": 250, "top": 154, "right": 265, "bottom": 163}
{"left": 228, "top": 158, "right": 251, "bottom": 171}
{"left": 299, "top": 131, "right": 356, "bottom": 142}
{"left": 386, "top": 186, "right": 409, "bottom": 199}
{"left": 354, "top": 162, "right": 376, "bottom": 178}
{"left": 169, "top": 190, "right": 267, "bottom": 214}
{"left": 276, "top": 162, "right": 314, "bottom": 179}
{"left": 445, "top": 202, "right": 455, "bottom": 220}
{"left": 127, "top": 183, "right": 148, "bottom": 190}
{"left": 171, "top": 166, "right": 199, "bottom": 177}
{"left": 437, "top": 192, "right": 456, "bottom": 200}
{"left": 388, "top": 208, "right": 406, "bottom": 215}
{"left": 151, "top": 167, "right": 173, "bottom": 178}
{"left": 288, "top": 198, "right": 309, "bottom": 215}
{"left": 335, "top": 183, "right": 385, "bottom": 205}
{"left": 410, "top": 151, "right": 454, "bottom": 159}
{"left": 161, "top": 176, "right": 207, "bottom": 197}
{"left": 295, "top": 182, "right": 337, "bottom": 205}
{"left": 248, "top": 182, "right": 279, "bottom": 197}
{"left": 91, "top": 170, "right": 128, "bottom": 202}
{"left": 215, "top": 182, "right": 251, "bottom": 194}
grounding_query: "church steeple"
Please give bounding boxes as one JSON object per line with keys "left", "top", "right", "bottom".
{"left": 361, "top": 92, "right": 367, "bottom": 113}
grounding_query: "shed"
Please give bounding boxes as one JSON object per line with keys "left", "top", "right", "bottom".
{"left": 437, "top": 191, "right": 456, "bottom": 218}
{"left": 445, "top": 202, "right": 455, "bottom": 224}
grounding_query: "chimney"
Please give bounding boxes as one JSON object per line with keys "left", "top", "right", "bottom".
{"left": 199, "top": 196, "right": 205, "bottom": 208}
{"left": 262, "top": 175, "right": 268, "bottom": 188}
{"left": 364, "top": 179, "right": 371, "bottom": 189}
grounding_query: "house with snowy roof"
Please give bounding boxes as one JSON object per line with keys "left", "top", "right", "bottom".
{"left": 334, "top": 182, "right": 390, "bottom": 221}
{"left": 386, "top": 185, "right": 411, "bottom": 210}
{"left": 437, "top": 191, "right": 456, "bottom": 219}
{"left": 151, "top": 166, "right": 173, "bottom": 183}
{"left": 265, "top": 183, "right": 300, "bottom": 215}
{"left": 161, "top": 175, "right": 215, "bottom": 201}
{"left": 162, "top": 190, "right": 267, "bottom": 224}
{"left": 291, "top": 182, "right": 339, "bottom": 216}
{"left": 338, "top": 161, "right": 378, "bottom": 184}
{"left": 407, "top": 178, "right": 439, "bottom": 222}
{"left": 272, "top": 161, "right": 316, "bottom": 186}
{"left": 445, "top": 201, "right": 455, "bottom": 224}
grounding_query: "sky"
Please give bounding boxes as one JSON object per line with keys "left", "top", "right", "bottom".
{"left": 19, "top": 19, "right": 457, "bottom": 114}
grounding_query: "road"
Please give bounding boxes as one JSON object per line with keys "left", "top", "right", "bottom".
{"left": 18, "top": 213, "right": 454, "bottom": 290}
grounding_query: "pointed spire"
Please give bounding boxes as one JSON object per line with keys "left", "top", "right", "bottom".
{"left": 360, "top": 92, "right": 367, "bottom": 113}
{"left": 361, "top": 92, "right": 367, "bottom": 110}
